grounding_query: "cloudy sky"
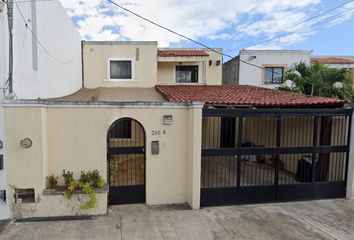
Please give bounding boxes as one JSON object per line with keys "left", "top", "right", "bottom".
{"left": 60, "top": 0, "right": 354, "bottom": 56}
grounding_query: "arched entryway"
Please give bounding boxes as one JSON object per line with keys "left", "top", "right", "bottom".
{"left": 107, "top": 118, "right": 146, "bottom": 205}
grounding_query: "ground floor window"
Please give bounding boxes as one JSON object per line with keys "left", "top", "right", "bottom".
{"left": 176, "top": 65, "right": 199, "bottom": 83}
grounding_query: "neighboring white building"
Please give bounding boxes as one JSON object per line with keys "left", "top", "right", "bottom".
{"left": 223, "top": 50, "right": 312, "bottom": 88}
{"left": 0, "top": 0, "right": 82, "bottom": 220}
{"left": 311, "top": 56, "right": 354, "bottom": 88}
{"left": 223, "top": 50, "right": 354, "bottom": 89}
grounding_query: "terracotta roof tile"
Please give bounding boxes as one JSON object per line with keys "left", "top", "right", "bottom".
{"left": 157, "top": 50, "right": 209, "bottom": 57}
{"left": 155, "top": 85, "right": 344, "bottom": 108}
{"left": 310, "top": 57, "right": 354, "bottom": 64}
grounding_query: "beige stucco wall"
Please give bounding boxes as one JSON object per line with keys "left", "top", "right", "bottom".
{"left": 4, "top": 102, "right": 203, "bottom": 218}
{"left": 157, "top": 49, "right": 223, "bottom": 85}
{"left": 83, "top": 42, "right": 222, "bottom": 88}
{"left": 187, "top": 106, "right": 202, "bottom": 208}
{"left": 157, "top": 62, "right": 175, "bottom": 84}
{"left": 83, "top": 42, "right": 158, "bottom": 88}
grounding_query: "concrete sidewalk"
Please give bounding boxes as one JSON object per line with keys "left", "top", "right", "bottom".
{"left": 1, "top": 199, "right": 354, "bottom": 240}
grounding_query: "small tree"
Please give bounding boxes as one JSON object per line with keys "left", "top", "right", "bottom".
{"left": 279, "top": 62, "right": 353, "bottom": 101}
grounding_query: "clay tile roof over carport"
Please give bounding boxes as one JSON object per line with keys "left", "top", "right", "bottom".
{"left": 155, "top": 85, "right": 345, "bottom": 108}
{"left": 157, "top": 49, "right": 209, "bottom": 57}
{"left": 310, "top": 57, "right": 354, "bottom": 64}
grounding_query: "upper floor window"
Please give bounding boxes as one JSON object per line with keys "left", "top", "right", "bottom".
{"left": 176, "top": 65, "right": 198, "bottom": 83}
{"left": 110, "top": 60, "right": 132, "bottom": 80}
{"left": 264, "top": 67, "right": 284, "bottom": 84}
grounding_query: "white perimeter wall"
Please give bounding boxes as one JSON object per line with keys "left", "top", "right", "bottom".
{"left": 238, "top": 50, "right": 311, "bottom": 89}
{"left": 12, "top": 0, "right": 82, "bottom": 99}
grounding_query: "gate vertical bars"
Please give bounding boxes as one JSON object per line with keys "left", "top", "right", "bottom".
{"left": 275, "top": 116, "right": 281, "bottom": 200}
{"left": 312, "top": 117, "right": 319, "bottom": 193}
{"left": 237, "top": 117, "right": 243, "bottom": 188}
{"left": 345, "top": 114, "right": 352, "bottom": 184}
{"left": 107, "top": 118, "right": 146, "bottom": 205}
{"left": 201, "top": 107, "right": 353, "bottom": 207}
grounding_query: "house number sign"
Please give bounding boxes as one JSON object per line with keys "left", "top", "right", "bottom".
{"left": 151, "top": 129, "right": 167, "bottom": 136}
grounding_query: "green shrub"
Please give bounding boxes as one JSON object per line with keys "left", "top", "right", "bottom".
{"left": 90, "top": 169, "right": 105, "bottom": 188}
{"left": 79, "top": 169, "right": 105, "bottom": 188}
{"left": 62, "top": 170, "right": 74, "bottom": 187}
{"left": 79, "top": 171, "right": 91, "bottom": 184}
{"left": 63, "top": 180, "right": 77, "bottom": 199}
{"left": 79, "top": 182, "right": 97, "bottom": 210}
{"left": 46, "top": 174, "right": 58, "bottom": 189}
{"left": 62, "top": 169, "right": 105, "bottom": 210}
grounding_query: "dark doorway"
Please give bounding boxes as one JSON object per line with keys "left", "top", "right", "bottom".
{"left": 220, "top": 117, "right": 236, "bottom": 148}
{"left": 107, "top": 118, "right": 145, "bottom": 205}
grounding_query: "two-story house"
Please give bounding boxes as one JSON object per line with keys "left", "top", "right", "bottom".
{"left": 2, "top": 41, "right": 222, "bottom": 219}
{"left": 4, "top": 40, "right": 354, "bottom": 220}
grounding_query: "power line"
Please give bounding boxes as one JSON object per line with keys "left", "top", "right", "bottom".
{"left": 308, "top": 8, "right": 354, "bottom": 26}
{"left": 285, "top": 0, "right": 354, "bottom": 28}
{"left": 106, "top": 0, "right": 282, "bottom": 75}
{"left": 230, "top": 8, "right": 354, "bottom": 52}
{"left": 15, "top": 0, "right": 58, "bottom": 3}
{"left": 14, "top": 0, "right": 79, "bottom": 64}
{"left": 225, "top": 0, "right": 354, "bottom": 52}
{"left": 244, "top": 8, "right": 354, "bottom": 49}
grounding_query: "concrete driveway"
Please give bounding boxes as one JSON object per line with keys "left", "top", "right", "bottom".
{"left": 1, "top": 199, "right": 354, "bottom": 240}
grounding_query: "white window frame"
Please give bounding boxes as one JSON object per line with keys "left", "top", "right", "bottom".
{"left": 106, "top": 58, "right": 136, "bottom": 82}
{"left": 173, "top": 62, "right": 203, "bottom": 84}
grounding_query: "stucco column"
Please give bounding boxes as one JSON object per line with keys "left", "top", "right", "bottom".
{"left": 346, "top": 113, "right": 354, "bottom": 199}
{"left": 187, "top": 103, "right": 203, "bottom": 209}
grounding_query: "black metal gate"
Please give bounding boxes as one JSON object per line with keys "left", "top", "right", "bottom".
{"left": 201, "top": 107, "right": 353, "bottom": 207}
{"left": 107, "top": 118, "right": 145, "bottom": 205}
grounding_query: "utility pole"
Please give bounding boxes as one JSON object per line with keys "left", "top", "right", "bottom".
{"left": 6, "top": 0, "right": 13, "bottom": 95}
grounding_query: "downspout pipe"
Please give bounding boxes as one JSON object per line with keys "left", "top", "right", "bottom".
{"left": 6, "top": 0, "right": 13, "bottom": 94}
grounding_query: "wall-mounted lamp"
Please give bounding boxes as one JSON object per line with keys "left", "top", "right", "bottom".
{"left": 20, "top": 138, "right": 33, "bottom": 148}
{"left": 216, "top": 60, "right": 221, "bottom": 66}
{"left": 163, "top": 115, "right": 173, "bottom": 125}
{"left": 209, "top": 60, "right": 213, "bottom": 66}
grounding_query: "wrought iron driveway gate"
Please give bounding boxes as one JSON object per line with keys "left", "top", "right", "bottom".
{"left": 201, "top": 107, "right": 353, "bottom": 207}
{"left": 107, "top": 118, "right": 145, "bottom": 205}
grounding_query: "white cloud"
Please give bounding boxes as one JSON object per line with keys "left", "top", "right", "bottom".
{"left": 206, "top": 33, "right": 234, "bottom": 41}
{"left": 59, "top": 0, "right": 353, "bottom": 48}
{"left": 248, "top": 31, "right": 316, "bottom": 50}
